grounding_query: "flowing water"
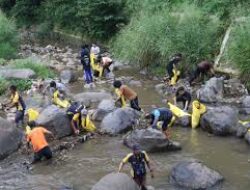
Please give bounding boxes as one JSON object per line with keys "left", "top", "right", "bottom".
{"left": 1, "top": 71, "right": 250, "bottom": 190}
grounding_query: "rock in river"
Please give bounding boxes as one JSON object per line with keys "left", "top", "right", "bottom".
{"left": 197, "top": 77, "right": 224, "bottom": 103}
{"left": 91, "top": 100, "right": 116, "bottom": 121}
{"left": 169, "top": 160, "right": 224, "bottom": 189}
{"left": 124, "top": 128, "right": 181, "bottom": 152}
{"left": 0, "top": 68, "right": 35, "bottom": 79}
{"left": 100, "top": 108, "right": 140, "bottom": 135}
{"left": 240, "top": 96, "right": 250, "bottom": 115}
{"left": 74, "top": 91, "right": 112, "bottom": 106}
{"left": 0, "top": 117, "right": 23, "bottom": 160}
{"left": 200, "top": 106, "right": 238, "bottom": 136}
{"left": 36, "top": 105, "right": 72, "bottom": 138}
{"left": 60, "top": 69, "right": 78, "bottom": 84}
{"left": 92, "top": 173, "right": 139, "bottom": 190}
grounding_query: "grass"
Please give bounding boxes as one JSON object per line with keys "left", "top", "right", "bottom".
{"left": 11, "top": 58, "right": 55, "bottom": 79}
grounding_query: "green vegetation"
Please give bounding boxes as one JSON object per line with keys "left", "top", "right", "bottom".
{"left": 0, "top": 10, "right": 18, "bottom": 59}
{"left": 226, "top": 18, "right": 250, "bottom": 88}
{"left": 1, "top": 0, "right": 250, "bottom": 86}
{"left": 0, "top": 78, "right": 32, "bottom": 95}
{"left": 112, "top": 4, "right": 221, "bottom": 74}
{"left": 12, "top": 58, "right": 55, "bottom": 78}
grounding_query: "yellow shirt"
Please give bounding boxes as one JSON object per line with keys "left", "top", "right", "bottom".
{"left": 72, "top": 113, "right": 96, "bottom": 132}
{"left": 10, "top": 92, "right": 23, "bottom": 111}
{"left": 122, "top": 151, "right": 150, "bottom": 163}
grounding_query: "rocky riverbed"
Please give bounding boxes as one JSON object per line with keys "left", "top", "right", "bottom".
{"left": 0, "top": 42, "right": 250, "bottom": 190}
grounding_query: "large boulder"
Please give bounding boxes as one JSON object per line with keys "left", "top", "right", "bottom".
{"left": 91, "top": 100, "right": 116, "bottom": 121}
{"left": 60, "top": 69, "right": 78, "bottom": 84}
{"left": 36, "top": 105, "right": 72, "bottom": 138}
{"left": 100, "top": 108, "right": 140, "bottom": 135}
{"left": 245, "top": 131, "right": 250, "bottom": 144}
{"left": 0, "top": 68, "right": 35, "bottom": 79}
{"left": 240, "top": 96, "right": 250, "bottom": 115}
{"left": 169, "top": 160, "right": 223, "bottom": 189}
{"left": 224, "top": 78, "right": 248, "bottom": 98}
{"left": 197, "top": 77, "right": 224, "bottom": 103}
{"left": 92, "top": 173, "right": 139, "bottom": 190}
{"left": 74, "top": 91, "right": 112, "bottom": 106}
{"left": 175, "top": 116, "right": 191, "bottom": 128}
{"left": 0, "top": 117, "right": 23, "bottom": 160}
{"left": 200, "top": 106, "right": 238, "bottom": 136}
{"left": 124, "top": 128, "right": 181, "bottom": 152}
{"left": 24, "top": 94, "right": 50, "bottom": 110}
{"left": 236, "top": 122, "right": 250, "bottom": 138}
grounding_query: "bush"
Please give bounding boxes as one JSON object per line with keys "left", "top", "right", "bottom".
{"left": 12, "top": 58, "right": 55, "bottom": 78}
{"left": 0, "top": 78, "right": 32, "bottom": 95}
{"left": 112, "top": 4, "right": 222, "bottom": 74}
{"left": 226, "top": 18, "right": 250, "bottom": 88}
{"left": 0, "top": 78, "right": 8, "bottom": 95}
{"left": 0, "top": 10, "right": 18, "bottom": 59}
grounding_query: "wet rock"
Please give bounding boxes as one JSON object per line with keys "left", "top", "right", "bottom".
{"left": 224, "top": 78, "right": 248, "bottom": 97}
{"left": 24, "top": 94, "right": 50, "bottom": 110}
{"left": 100, "top": 108, "right": 140, "bottom": 135}
{"left": 175, "top": 116, "right": 191, "bottom": 128}
{"left": 74, "top": 91, "right": 112, "bottom": 105}
{"left": 98, "top": 99, "right": 116, "bottom": 111}
{"left": 0, "top": 117, "right": 23, "bottom": 160}
{"left": 197, "top": 77, "right": 224, "bottom": 103}
{"left": 123, "top": 128, "right": 182, "bottom": 152}
{"left": 92, "top": 173, "right": 139, "bottom": 190}
{"left": 36, "top": 105, "right": 72, "bottom": 138}
{"left": 60, "top": 69, "right": 78, "bottom": 84}
{"left": 201, "top": 106, "right": 238, "bottom": 136}
{"left": 236, "top": 123, "right": 250, "bottom": 138}
{"left": 91, "top": 100, "right": 116, "bottom": 121}
{"left": 245, "top": 131, "right": 250, "bottom": 144}
{"left": 240, "top": 96, "right": 250, "bottom": 115}
{"left": 0, "top": 68, "right": 36, "bottom": 79}
{"left": 155, "top": 83, "right": 167, "bottom": 95}
{"left": 128, "top": 80, "right": 142, "bottom": 87}
{"left": 169, "top": 160, "right": 224, "bottom": 189}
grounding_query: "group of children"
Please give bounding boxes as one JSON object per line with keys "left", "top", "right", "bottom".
{"left": 0, "top": 49, "right": 216, "bottom": 190}
{"left": 80, "top": 43, "right": 113, "bottom": 85}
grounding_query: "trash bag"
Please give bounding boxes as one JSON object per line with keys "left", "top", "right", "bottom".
{"left": 191, "top": 100, "right": 206, "bottom": 129}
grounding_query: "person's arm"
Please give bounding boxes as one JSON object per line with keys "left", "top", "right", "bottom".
{"left": 184, "top": 101, "right": 189, "bottom": 111}
{"left": 173, "top": 96, "right": 177, "bottom": 105}
{"left": 118, "top": 154, "right": 130, "bottom": 172}
{"left": 71, "top": 120, "right": 79, "bottom": 135}
{"left": 118, "top": 162, "right": 125, "bottom": 173}
{"left": 144, "top": 152, "right": 154, "bottom": 178}
{"left": 151, "top": 116, "right": 159, "bottom": 129}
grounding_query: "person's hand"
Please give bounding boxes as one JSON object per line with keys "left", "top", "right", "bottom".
{"left": 75, "top": 130, "right": 80, "bottom": 135}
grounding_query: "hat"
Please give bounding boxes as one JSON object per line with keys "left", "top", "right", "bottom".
{"left": 132, "top": 145, "right": 140, "bottom": 151}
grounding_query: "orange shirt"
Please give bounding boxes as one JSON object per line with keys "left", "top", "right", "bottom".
{"left": 120, "top": 85, "right": 137, "bottom": 100}
{"left": 27, "top": 127, "right": 49, "bottom": 152}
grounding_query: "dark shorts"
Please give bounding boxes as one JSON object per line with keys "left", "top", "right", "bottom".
{"left": 33, "top": 146, "right": 52, "bottom": 163}
{"left": 134, "top": 174, "right": 147, "bottom": 189}
{"left": 15, "top": 110, "right": 24, "bottom": 124}
{"left": 130, "top": 96, "right": 141, "bottom": 111}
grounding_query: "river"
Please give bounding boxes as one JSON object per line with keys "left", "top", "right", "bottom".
{"left": 0, "top": 35, "right": 250, "bottom": 189}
